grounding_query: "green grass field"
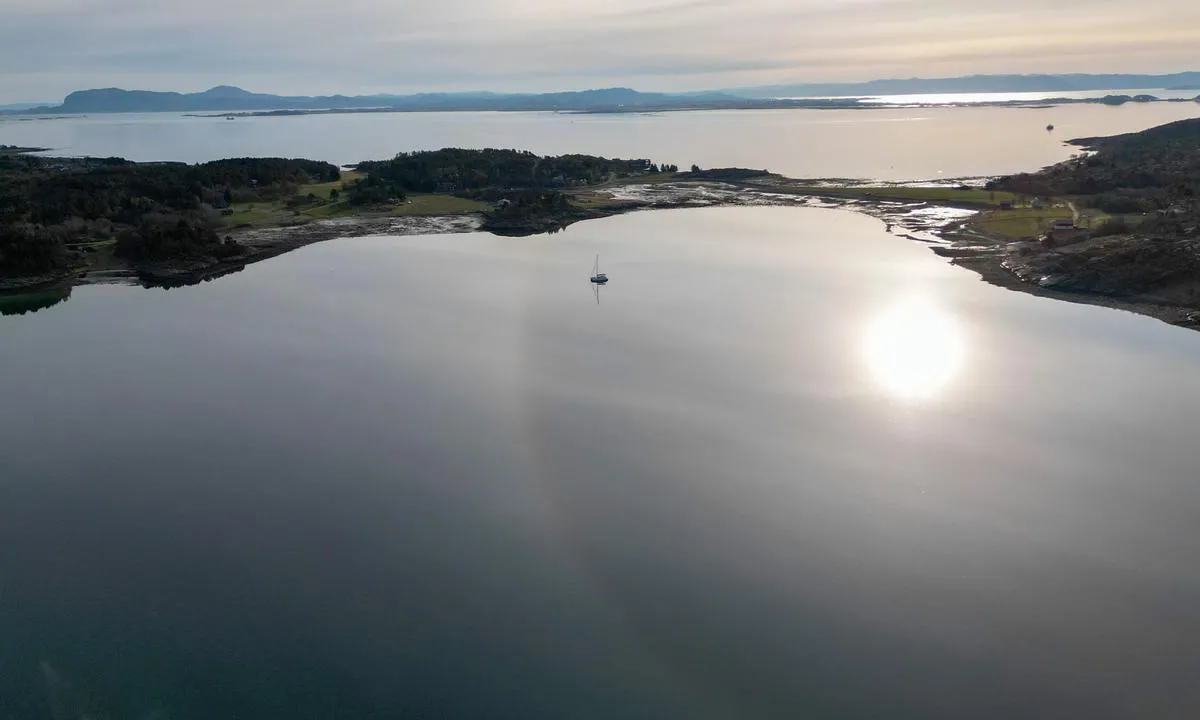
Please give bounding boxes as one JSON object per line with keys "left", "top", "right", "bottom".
{"left": 298, "top": 170, "right": 364, "bottom": 200}
{"left": 391, "top": 195, "right": 491, "bottom": 216}
{"left": 973, "top": 207, "right": 1074, "bottom": 238}
{"left": 224, "top": 202, "right": 309, "bottom": 228}
{"left": 222, "top": 171, "right": 491, "bottom": 229}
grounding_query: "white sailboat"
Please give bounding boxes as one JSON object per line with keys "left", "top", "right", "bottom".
{"left": 590, "top": 254, "right": 609, "bottom": 284}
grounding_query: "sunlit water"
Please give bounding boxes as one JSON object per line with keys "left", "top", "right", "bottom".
{"left": 3, "top": 207, "right": 1200, "bottom": 719}
{"left": 2, "top": 101, "right": 1199, "bottom": 180}
{"left": 849, "top": 88, "right": 1200, "bottom": 105}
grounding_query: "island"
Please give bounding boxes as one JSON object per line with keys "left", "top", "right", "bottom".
{"left": 0, "top": 145, "right": 49, "bottom": 156}
{"left": 3, "top": 120, "right": 1199, "bottom": 329}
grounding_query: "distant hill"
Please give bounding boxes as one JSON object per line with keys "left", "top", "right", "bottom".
{"left": 35, "top": 85, "right": 400, "bottom": 113}
{"left": 728, "top": 72, "right": 1200, "bottom": 98}
{"left": 21, "top": 86, "right": 749, "bottom": 114}
{"left": 15, "top": 72, "right": 1200, "bottom": 115}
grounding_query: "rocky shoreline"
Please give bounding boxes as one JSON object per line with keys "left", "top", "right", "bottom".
{"left": 137, "top": 214, "right": 486, "bottom": 286}
{"left": 0, "top": 271, "right": 73, "bottom": 293}
{"left": 936, "top": 224, "right": 1200, "bottom": 329}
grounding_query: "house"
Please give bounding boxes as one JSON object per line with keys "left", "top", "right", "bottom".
{"left": 999, "top": 200, "right": 1014, "bottom": 211}
{"left": 1048, "top": 218, "right": 1080, "bottom": 245}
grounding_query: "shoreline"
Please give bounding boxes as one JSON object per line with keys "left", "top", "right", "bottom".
{"left": 935, "top": 225, "right": 1200, "bottom": 329}
{"left": 5, "top": 176, "right": 1199, "bottom": 332}
{"left": 943, "top": 249, "right": 1200, "bottom": 328}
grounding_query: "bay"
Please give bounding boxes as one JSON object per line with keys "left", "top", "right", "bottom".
{"left": 2, "top": 207, "right": 1200, "bottom": 718}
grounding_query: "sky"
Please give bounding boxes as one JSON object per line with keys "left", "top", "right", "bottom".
{"left": 1, "top": 0, "right": 1199, "bottom": 102}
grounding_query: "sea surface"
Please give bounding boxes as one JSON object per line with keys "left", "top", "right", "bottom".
{"left": 3, "top": 206, "right": 1200, "bottom": 719}
{"left": 2, "top": 101, "right": 1199, "bottom": 180}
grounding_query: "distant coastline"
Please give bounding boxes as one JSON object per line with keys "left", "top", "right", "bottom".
{"left": 190, "top": 94, "right": 1200, "bottom": 118}
{"left": 7, "top": 73, "right": 1200, "bottom": 116}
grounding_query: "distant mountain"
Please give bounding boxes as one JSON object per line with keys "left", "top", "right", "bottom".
{"left": 728, "top": 72, "right": 1200, "bottom": 98}
{"left": 23, "top": 85, "right": 749, "bottom": 114}
{"left": 37, "top": 86, "right": 388, "bottom": 113}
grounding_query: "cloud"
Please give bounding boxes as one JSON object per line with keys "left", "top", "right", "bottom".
{"left": 0, "top": 0, "right": 1198, "bottom": 101}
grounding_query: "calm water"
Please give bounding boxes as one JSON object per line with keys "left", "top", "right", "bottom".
{"left": 3, "top": 207, "right": 1200, "bottom": 719}
{"left": 2, "top": 102, "right": 1199, "bottom": 180}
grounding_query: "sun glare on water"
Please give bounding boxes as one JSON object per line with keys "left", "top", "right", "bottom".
{"left": 863, "top": 299, "right": 965, "bottom": 401}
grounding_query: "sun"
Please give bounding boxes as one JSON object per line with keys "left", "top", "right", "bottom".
{"left": 863, "top": 300, "right": 965, "bottom": 401}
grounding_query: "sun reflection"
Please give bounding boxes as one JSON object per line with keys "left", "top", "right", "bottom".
{"left": 863, "top": 299, "right": 964, "bottom": 401}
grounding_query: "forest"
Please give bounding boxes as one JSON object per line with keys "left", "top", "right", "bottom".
{"left": 999, "top": 117, "right": 1200, "bottom": 216}
{"left": 0, "top": 155, "right": 339, "bottom": 276}
{"left": 349, "top": 148, "right": 658, "bottom": 203}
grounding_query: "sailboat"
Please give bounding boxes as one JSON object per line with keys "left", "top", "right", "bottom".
{"left": 590, "top": 254, "right": 609, "bottom": 284}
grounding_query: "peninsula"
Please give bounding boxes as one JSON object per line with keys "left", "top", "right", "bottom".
{"left": 3, "top": 119, "right": 1200, "bottom": 329}
{"left": 939, "top": 117, "right": 1200, "bottom": 327}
